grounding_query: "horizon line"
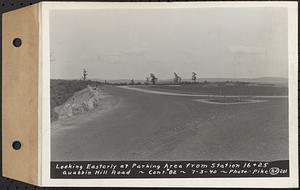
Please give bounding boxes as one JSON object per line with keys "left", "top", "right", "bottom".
{"left": 50, "top": 76, "right": 288, "bottom": 81}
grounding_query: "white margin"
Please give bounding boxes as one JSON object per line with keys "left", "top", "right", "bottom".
{"left": 37, "top": 2, "right": 43, "bottom": 186}
{"left": 40, "top": 1, "right": 298, "bottom": 187}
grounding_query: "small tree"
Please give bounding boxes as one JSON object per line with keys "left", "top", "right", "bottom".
{"left": 82, "top": 69, "right": 88, "bottom": 81}
{"left": 192, "top": 72, "right": 197, "bottom": 83}
{"left": 145, "top": 77, "right": 150, "bottom": 85}
{"left": 173, "top": 72, "right": 182, "bottom": 84}
{"left": 150, "top": 73, "right": 158, "bottom": 85}
{"left": 130, "top": 79, "right": 135, "bottom": 85}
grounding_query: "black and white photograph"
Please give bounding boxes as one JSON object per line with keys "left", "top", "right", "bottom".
{"left": 45, "top": 2, "right": 297, "bottom": 185}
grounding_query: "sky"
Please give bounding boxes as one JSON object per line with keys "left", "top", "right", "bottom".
{"left": 50, "top": 7, "right": 288, "bottom": 80}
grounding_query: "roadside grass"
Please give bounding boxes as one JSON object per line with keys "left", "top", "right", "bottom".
{"left": 140, "top": 82, "right": 288, "bottom": 96}
{"left": 50, "top": 79, "right": 102, "bottom": 121}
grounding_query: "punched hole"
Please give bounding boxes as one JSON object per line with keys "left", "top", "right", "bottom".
{"left": 12, "top": 141, "right": 21, "bottom": 150}
{"left": 13, "top": 38, "right": 22, "bottom": 47}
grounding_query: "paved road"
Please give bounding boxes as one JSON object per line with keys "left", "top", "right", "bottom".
{"left": 51, "top": 86, "right": 288, "bottom": 161}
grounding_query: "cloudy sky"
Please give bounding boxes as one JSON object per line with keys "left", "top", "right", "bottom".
{"left": 50, "top": 7, "right": 288, "bottom": 80}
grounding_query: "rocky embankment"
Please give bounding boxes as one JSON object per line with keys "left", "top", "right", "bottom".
{"left": 54, "top": 85, "right": 104, "bottom": 119}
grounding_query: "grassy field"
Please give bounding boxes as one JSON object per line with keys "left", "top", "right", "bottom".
{"left": 50, "top": 79, "right": 102, "bottom": 121}
{"left": 137, "top": 82, "right": 288, "bottom": 96}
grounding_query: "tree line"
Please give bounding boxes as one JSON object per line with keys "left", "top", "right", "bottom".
{"left": 82, "top": 68, "right": 201, "bottom": 85}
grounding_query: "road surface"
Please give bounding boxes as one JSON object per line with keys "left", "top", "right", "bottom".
{"left": 51, "top": 86, "right": 288, "bottom": 161}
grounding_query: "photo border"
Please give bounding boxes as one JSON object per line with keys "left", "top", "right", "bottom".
{"left": 40, "top": 1, "right": 298, "bottom": 187}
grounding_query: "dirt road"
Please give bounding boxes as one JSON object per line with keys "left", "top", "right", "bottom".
{"left": 51, "top": 86, "right": 288, "bottom": 161}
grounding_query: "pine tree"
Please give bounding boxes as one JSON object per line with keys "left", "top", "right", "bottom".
{"left": 82, "top": 69, "right": 88, "bottom": 80}
{"left": 150, "top": 73, "right": 158, "bottom": 85}
{"left": 192, "top": 72, "right": 197, "bottom": 83}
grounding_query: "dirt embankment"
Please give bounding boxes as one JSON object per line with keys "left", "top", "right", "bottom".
{"left": 54, "top": 85, "right": 104, "bottom": 119}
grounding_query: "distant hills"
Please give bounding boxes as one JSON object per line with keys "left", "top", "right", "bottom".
{"left": 91, "top": 77, "right": 288, "bottom": 85}
{"left": 190, "top": 77, "right": 288, "bottom": 84}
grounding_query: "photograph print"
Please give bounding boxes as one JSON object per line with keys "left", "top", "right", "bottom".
{"left": 48, "top": 3, "right": 297, "bottom": 181}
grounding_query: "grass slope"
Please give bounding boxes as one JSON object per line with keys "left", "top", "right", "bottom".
{"left": 141, "top": 82, "right": 288, "bottom": 96}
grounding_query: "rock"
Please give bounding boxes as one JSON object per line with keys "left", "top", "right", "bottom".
{"left": 54, "top": 85, "right": 103, "bottom": 119}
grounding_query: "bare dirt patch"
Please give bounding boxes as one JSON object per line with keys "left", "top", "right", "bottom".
{"left": 51, "top": 97, "right": 122, "bottom": 132}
